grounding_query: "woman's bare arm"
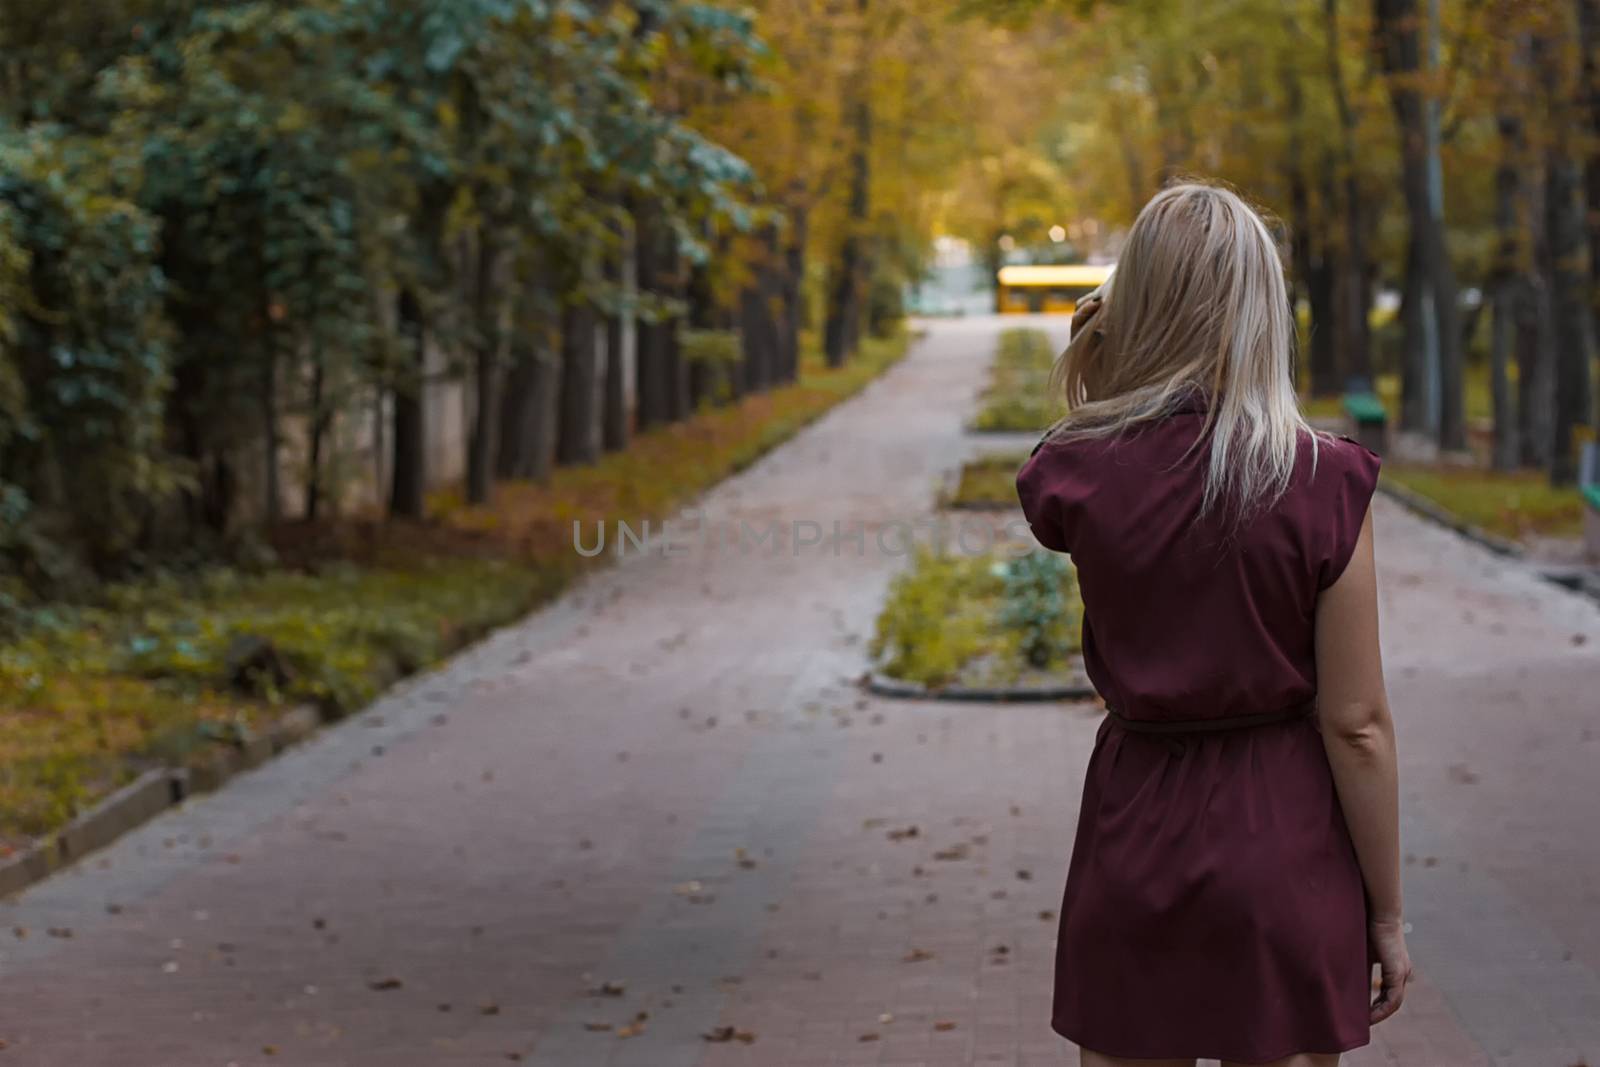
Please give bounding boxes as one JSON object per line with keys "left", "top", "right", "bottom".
{"left": 1314, "top": 506, "right": 1411, "bottom": 1023}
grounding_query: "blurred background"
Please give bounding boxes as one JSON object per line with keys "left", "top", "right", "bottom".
{"left": 1, "top": 1, "right": 1599, "bottom": 1064}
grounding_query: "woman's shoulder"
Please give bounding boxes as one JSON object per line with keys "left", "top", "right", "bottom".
{"left": 1017, "top": 429, "right": 1107, "bottom": 492}
{"left": 1288, "top": 432, "right": 1381, "bottom": 588}
{"left": 1298, "top": 430, "right": 1382, "bottom": 494}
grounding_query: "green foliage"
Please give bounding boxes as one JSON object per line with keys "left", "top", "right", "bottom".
{"left": 1383, "top": 465, "right": 1585, "bottom": 541}
{"left": 870, "top": 545, "right": 1080, "bottom": 688}
{"left": 871, "top": 549, "right": 1002, "bottom": 687}
{"left": 0, "top": 124, "right": 173, "bottom": 571}
{"left": 0, "top": 0, "right": 766, "bottom": 590}
{"left": 971, "top": 327, "right": 1061, "bottom": 432}
{"left": 997, "top": 550, "right": 1078, "bottom": 668}
{"left": 681, "top": 329, "right": 742, "bottom": 365}
{"left": 945, "top": 452, "right": 1030, "bottom": 508}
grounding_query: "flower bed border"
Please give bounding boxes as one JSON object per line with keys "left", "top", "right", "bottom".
{"left": 863, "top": 665, "right": 1096, "bottom": 703}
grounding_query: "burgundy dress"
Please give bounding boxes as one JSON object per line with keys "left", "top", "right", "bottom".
{"left": 1015, "top": 402, "right": 1381, "bottom": 1064}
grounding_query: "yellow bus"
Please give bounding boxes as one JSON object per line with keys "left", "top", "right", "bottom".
{"left": 996, "top": 264, "right": 1114, "bottom": 314}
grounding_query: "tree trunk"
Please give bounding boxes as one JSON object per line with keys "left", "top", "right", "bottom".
{"left": 739, "top": 287, "right": 772, "bottom": 395}
{"left": 1488, "top": 98, "right": 1526, "bottom": 471}
{"left": 1306, "top": 238, "right": 1340, "bottom": 396}
{"left": 1577, "top": 0, "right": 1600, "bottom": 411}
{"left": 389, "top": 288, "right": 427, "bottom": 519}
{"left": 602, "top": 218, "right": 632, "bottom": 452}
{"left": 467, "top": 230, "right": 505, "bottom": 507}
{"left": 739, "top": 224, "right": 788, "bottom": 395}
{"left": 1518, "top": 152, "right": 1555, "bottom": 470}
{"left": 666, "top": 309, "right": 689, "bottom": 419}
{"left": 780, "top": 201, "right": 808, "bottom": 383}
{"left": 824, "top": 0, "right": 872, "bottom": 368}
{"left": 1536, "top": 17, "right": 1597, "bottom": 484}
{"left": 1324, "top": 0, "right": 1373, "bottom": 386}
{"left": 304, "top": 340, "right": 329, "bottom": 519}
{"left": 1489, "top": 283, "right": 1519, "bottom": 471}
{"left": 1545, "top": 144, "right": 1596, "bottom": 485}
{"left": 633, "top": 201, "right": 674, "bottom": 430}
{"left": 1375, "top": 0, "right": 1465, "bottom": 448}
{"left": 260, "top": 342, "right": 281, "bottom": 524}
{"left": 1281, "top": 42, "right": 1310, "bottom": 389}
{"left": 496, "top": 324, "right": 561, "bottom": 483}
{"left": 556, "top": 299, "right": 602, "bottom": 467}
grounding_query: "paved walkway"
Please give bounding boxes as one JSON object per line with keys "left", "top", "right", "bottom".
{"left": 2, "top": 318, "right": 1598, "bottom": 1066}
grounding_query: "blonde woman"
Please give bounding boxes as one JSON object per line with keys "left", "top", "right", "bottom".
{"left": 1016, "top": 181, "right": 1410, "bottom": 1067}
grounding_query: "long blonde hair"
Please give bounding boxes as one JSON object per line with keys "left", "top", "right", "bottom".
{"left": 1044, "top": 180, "right": 1312, "bottom": 516}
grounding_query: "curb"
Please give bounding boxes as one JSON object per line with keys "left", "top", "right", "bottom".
{"left": 1375, "top": 480, "right": 1524, "bottom": 559}
{"left": 0, "top": 702, "right": 326, "bottom": 900}
{"left": 939, "top": 499, "right": 1019, "bottom": 512}
{"left": 962, "top": 423, "right": 1044, "bottom": 438}
{"left": 863, "top": 668, "right": 1096, "bottom": 704}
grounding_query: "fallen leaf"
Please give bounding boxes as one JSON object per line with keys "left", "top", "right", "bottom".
{"left": 903, "top": 948, "right": 935, "bottom": 963}
{"left": 368, "top": 977, "right": 404, "bottom": 991}
{"left": 702, "top": 1026, "right": 757, "bottom": 1044}
{"left": 934, "top": 1021, "right": 959, "bottom": 1032}
{"left": 859, "top": 1032, "right": 880, "bottom": 1042}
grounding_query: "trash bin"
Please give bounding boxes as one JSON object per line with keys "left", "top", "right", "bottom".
{"left": 1341, "top": 392, "right": 1388, "bottom": 456}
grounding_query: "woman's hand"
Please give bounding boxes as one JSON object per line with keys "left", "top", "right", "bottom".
{"left": 1070, "top": 294, "right": 1104, "bottom": 340}
{"left": 1368, "top": 916, "right": 1412, "bottom": 1024}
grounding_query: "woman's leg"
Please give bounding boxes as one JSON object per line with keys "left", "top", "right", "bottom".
{"left": 1221, "top": 1056, "right": 1340, "bottom": 1067}
{"left": 1079, "top": 1050, "right": 1195, "bottom": 1067}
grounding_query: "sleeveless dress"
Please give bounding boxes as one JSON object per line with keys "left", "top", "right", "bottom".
{"left": 1014, "top": 402, "right": 1381, "bottom": 1064}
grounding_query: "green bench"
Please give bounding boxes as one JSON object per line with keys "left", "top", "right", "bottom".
{"left": 1341, "top": 392, "right": 1388, "bottom": 455}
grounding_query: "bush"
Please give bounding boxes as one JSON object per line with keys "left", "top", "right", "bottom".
{"left": 870, "top": 546, "right": 1080, "bottom": 687}
{"left": 971, "top": 328, "right": 1060, "bottom": 432}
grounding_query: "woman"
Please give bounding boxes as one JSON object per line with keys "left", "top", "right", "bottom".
{"left": 1015, "top": 181, "right": 1411, "bottom": 1067}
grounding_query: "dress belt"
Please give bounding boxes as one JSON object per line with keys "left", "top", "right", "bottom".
{"left": 1105, "top": 699, "right": 1316, "bottom": 734}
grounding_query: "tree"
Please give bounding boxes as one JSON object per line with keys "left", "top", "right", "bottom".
{"left": 1375, "top": 0, "right": 1466, "bottom": 449}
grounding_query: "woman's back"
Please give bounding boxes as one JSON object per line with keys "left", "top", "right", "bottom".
{"left": 1017, "top": 403, "right": 1380, "bottom": 722}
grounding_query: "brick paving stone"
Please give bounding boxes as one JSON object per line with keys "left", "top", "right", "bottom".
{"left": 0, "top": 317, "right": 1597, "bottom": 1066}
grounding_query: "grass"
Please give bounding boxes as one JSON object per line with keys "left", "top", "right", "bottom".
{"left": 870, "top": 547, "right": 1081, "bottom": 689}
{"left": 945, "top": 453, "right": 1030, "bottom": 509}
{"left": 970, "top": 328, "right": 1060, "bottom": 433}
{"left": 1382, "top": 464, "right": 1586, "bottom": 541}
{"left": 0, "top": 331, "right": 910, "bottom": 852}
